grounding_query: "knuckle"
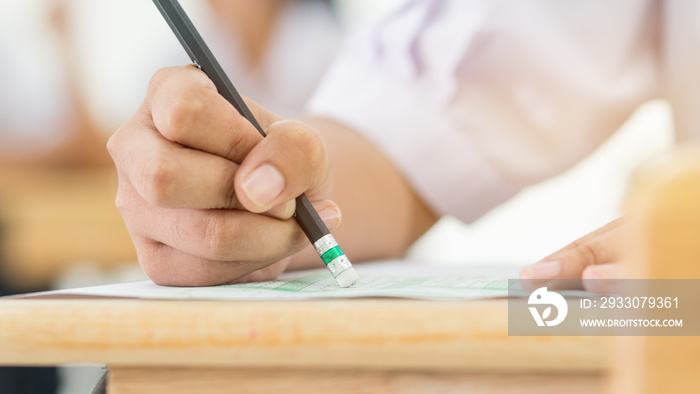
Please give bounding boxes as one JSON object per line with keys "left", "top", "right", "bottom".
{"left": 107, "top": 122, "right": 135, "bottom": 163}
{"left": 148, "top": 67, "right": 180, "bottom": 100}
{"left": 572, "top": 239, "right": 600, "bottom": 267}
{"left": 159, "top": 92, "right": 204, "bottom": 141}
{"left": 140, "top": 153, "right": 178, "bottom": 206}
{"left": 106, "top": 132, "right": 119, "bottom": 160}
{"left": 150, "top": 65, "right": 207, "bottom": 89}
{"left": 283, "top": 121, "right": 326, "bottom": 168}
{"left": 113, "top": 175, "right": 140, "bottom": 219}
{"left": 204, "top": 214, "right": 235, "bottom": 260}
{"left": 114, "top": 187, "right": 129, "bottom": 214}
{"left": 149, "top": 67, "right": 173, "bottom": 89}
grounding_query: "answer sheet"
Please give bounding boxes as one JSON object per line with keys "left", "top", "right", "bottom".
{"left": 21, "top": 261, "right": 522, "bottom": 301}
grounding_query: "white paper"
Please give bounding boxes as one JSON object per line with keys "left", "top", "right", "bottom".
{"left": 18, "top": 261, "right": 523, "bottom": 301}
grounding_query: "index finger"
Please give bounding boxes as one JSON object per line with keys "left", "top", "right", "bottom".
{"left": 520, "top": 217, "right": 627, "bottom": 290}
{"left": 148, "top": 66, "right": 279, "bottom": 163}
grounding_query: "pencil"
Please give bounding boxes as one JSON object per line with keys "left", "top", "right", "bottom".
{"left": 152, "top": 0, "right": 357, "bottom": 287}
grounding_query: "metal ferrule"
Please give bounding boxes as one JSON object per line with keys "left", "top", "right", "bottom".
{"left": 313, "top": 234, "right": 337, "bottom": 256}
{"left": 326, "top": 255, "right": 352, "bottom": 278}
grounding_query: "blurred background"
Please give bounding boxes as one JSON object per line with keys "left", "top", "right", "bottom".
{"left": 0, "top": 0, "right": 673, "bottom": 393}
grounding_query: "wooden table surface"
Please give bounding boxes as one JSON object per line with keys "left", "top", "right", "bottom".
{"left": 0, "top": 297, "right": 609, "bottom": 393}
{"left": 2, "top": 146, "right": 699, "bottom": 393}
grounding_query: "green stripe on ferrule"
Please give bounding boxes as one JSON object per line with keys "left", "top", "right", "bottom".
{"left": 321, "top": 245, "right": 344, "bottom": 266}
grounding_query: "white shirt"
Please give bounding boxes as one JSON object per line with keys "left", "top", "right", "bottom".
{"left": 308, "top": 0, "right": 699, "bottom": 223}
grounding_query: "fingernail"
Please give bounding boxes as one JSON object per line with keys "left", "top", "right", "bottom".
{"left": 318, "top": 205, "right": 341, "bottom": 230}
{"left": 522, "top": 261, "right": 561, "bottom": 280}
{"left": 242, "top": 164, "right": 285, "bottom": 207}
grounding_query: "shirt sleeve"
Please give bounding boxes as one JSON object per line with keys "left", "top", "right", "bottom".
{"left": 306, "top": 0, "right": 659, "bottom": 223}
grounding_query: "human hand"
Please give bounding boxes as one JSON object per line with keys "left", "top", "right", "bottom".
{"left": 519, "top": 217, "right": 628, "bottom": 294}
{"left": 107, "top": 66, "right": 340, "bottom": 286}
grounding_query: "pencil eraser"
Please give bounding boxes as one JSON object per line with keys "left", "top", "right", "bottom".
{"left": 335, "top": 267, "right": 358, "bottom": 288}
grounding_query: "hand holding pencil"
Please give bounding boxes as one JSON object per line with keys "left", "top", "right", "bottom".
{"left": 107, "top": 65, "right": 343, "bottom": 286}
{"left": 107, "top": 0, "right": 438, "bottom": 288}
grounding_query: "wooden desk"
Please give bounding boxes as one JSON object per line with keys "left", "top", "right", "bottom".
{"left": 3, "top": 148, "right": 699, "bottom": 393}
{"left": 0, "top": 298, "right": 607, "bottom": 393}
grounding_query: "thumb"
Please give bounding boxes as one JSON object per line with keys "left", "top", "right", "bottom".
{"left": 235, "top": 120, "right": 331, "bottom": 214}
